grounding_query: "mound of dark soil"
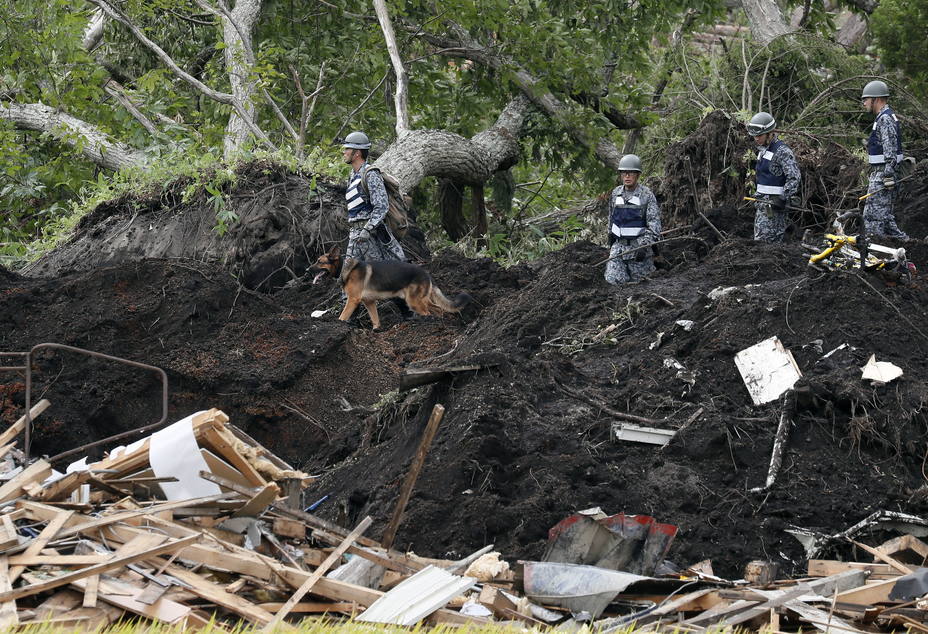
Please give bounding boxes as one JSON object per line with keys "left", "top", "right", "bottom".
{"left": 3, "top": 114, "right": 928, "bottom": 580}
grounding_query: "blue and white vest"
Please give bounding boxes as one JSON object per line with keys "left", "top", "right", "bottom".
{"left": 345, "top": 164, "right": 373, "bottom": 220}
{"left": 755, "top": 139, "right": 786, "bottom": 196}
{"left": 610, "top": 191, "right": 646, "bottom": 239}
{"left": 867, "top": 106, "right": 903, "bottom": 165}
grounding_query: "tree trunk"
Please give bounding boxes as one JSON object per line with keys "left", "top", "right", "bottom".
{"left": 741, "top": 0, "right": 793, "bottom": 44}
{"left": 375, "top": 95, "right": 528, "bottom": 192}
{"left": 836, "top": 11, "right": 869, "bottom": 51}
{"left": 472, "top": 184, "right": 488, "bottom": 240}
{"left": 0, "top": 102, "right": 146, "bottom": 171}
{"left": 439, "top": 179, "right": 468, "bottom": 241}
{"left": 223, "top": 0, "right": 263, "bottom": 157}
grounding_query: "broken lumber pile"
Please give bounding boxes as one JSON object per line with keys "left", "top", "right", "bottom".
{"left": 3, "top": 401, "right": 928, "bottom": 631}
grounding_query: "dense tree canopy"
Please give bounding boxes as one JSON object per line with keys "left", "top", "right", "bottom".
{"left": 0, "top": 0, "right": 924, "bottom": 263}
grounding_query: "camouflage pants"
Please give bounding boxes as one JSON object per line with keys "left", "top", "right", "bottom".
{"left": 863, "top": 171, "right": 908, "bottom": 240}
{"left": 346, "top": 222, "right": 405, "bottom": 262}
{"left": 605, "top": 240, "right": 655, "bottom": 285}
{"left": 753, "top": 202, "right": 786, "bottom": 243}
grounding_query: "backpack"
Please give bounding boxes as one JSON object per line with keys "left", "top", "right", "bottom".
{"left": 358, "top": 165, "right": 411, "bottom": 239}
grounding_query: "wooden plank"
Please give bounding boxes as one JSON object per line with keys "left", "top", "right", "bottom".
{"left": 31, "top": 589, "right": 82, "bottom": 620}
{"left": 157, "top": 563, "right": 279, "bottom": 626}
{"left": 232, "top": 482, "right": 280, "bottom": 518}
{"left": 876, "top": 534, "right": 928, "bottom": 562}
{"left": 784, "top": 601, "right": 861, "bottom": 633}
{"left": 10, "top": 554, "right": 109, "bottom": 566}
{"left": 0, "top": 514, "right": 18, "bottom": 549}
{"left": 808, "top": 559, "right": 900, "bottom": 580}
{"left": 259, "top": 602, "right": 356, "bottom": 614}
{"left": 0, "top": 534, "right": 198, "bottom": 602}
{"left": 82, "top": 574, "right": 99, "bottom": 608}
{"left": 381, "top": 403, "right": 445, "bottom": 548}
{"left": 682, "top": 570, "right": 867, "bottom": 627}
{"left": 263, "top": 515, "right": 372, "bottom": 631}
{"left": 849, "top": 539, "right": 913, "bottom": 575}
{"left": 9, "top": 509, "right": 73, "bottom": 581}
{"left": 400, "top": 365, "right": 484, "bottom": 391}
{"left": 0, "top": 399, "right": 51, "bottom": 447}
{"left": 0, "top": 459, "right": 51, "bottom": 503}
{"left": 10, "top": 494, "right": 228, "bottom": 554}
{"left": 835, "top": 578, "right": 899, "bottom": 605}
{"left": 199, "top": 426, "right": 266, "bottom": 487}
{"left": 45, "top": 574, "right": 193, "bottom": 626}
{"left": 273, "top": 518, "right": 306, "bottom": 540}
{"left": 31, "top": 470, "right": 93, "bottom": 502}
{"left": 198, "top": 470, "right": 382, "bottom": 549}
{"left": 0, "top": 558, "right": 18, "bottom": 628}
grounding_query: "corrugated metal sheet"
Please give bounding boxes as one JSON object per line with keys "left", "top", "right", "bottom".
{"left": 357, "top": 565, "right": 476, "bottom": 625}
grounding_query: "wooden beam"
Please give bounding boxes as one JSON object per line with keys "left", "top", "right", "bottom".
{"left": 808, "top": 559, "right": 900, "bottom": 580}
{"left": 157, "top": 563, "right": 279, "bottom": 626}
{"left": 0, "top": 399, "right": 51, "bottom": 447}
{"left": 849, "top": 539, "right": 913, "bottom": 575}
{"left": 263, "top": 515, "right": 372, "bottom": 630}
{"left": 382, "top": 404, "right": 445, "bottom": 549}
{"left": 232, "top": 482, "right": 280, "bottom": 518}
{"left": 9, "top": 509, "right": 73, "bottom": 582}
{"left": 0, "top": 534, "right": 198, "bottom": 602}
{"left": 0, "top": 558, "right": 17, "bottom": 628}
{"left": 0, "top": 459, "right": 51, "bottom": 503}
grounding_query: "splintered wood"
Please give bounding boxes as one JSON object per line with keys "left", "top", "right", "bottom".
{"left": 1, "top": 401, "right": 926, "bottom": 631}
{"left": 0, "top": 404, "right": 495, "bottom": 630}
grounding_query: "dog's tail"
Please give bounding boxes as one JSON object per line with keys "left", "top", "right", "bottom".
{"left": 428, "top": 286, "right": 472, "bottom": 314}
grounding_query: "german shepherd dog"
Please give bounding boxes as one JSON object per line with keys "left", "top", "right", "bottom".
{"left": 310, "top": 246, "right": 472, "bottom": 330}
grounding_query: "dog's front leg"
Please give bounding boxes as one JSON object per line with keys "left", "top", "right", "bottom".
{"left": 339, "top": 297, "right": 362, "bottom": 322}
{"left": 363, "top": 300, "right": 381, "bottom": 330}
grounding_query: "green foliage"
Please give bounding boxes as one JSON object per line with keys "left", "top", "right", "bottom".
{"left": 871, "top": 0, "right": 928, "bottom": 100}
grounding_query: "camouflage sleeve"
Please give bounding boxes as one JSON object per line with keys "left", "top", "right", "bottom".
{"left": 363, "top": 170, "right": 389, "bottom": 229}
{"left": 645, "top": 190, "right": 662, "bottom": 241}
{"left": 877, "top": 115, "right": 899, "bottom": 176}
{"left": 772, "top": 145, "right": 801, "bottom": 198}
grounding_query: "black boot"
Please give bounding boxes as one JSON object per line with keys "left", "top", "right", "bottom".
{"left": 391, "top": 297, "right": 415, "bottom": 321}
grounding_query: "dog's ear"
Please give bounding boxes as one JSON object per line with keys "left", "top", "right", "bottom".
{"left": 328, "top": 245, "right": 341, "bottom": 258}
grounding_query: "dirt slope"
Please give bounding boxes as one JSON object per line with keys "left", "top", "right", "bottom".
{"left": 2, "top": 113, "right": 928, "bottom": 578}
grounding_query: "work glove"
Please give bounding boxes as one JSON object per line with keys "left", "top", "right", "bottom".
{"left": 357, "top": 226, "right": 373, "bottom": 241}
{"left": 882, "top": 176, "right": 895, "bottom": 191}
{"left": 771, "top": 195, "right": 787, "bottom": 213}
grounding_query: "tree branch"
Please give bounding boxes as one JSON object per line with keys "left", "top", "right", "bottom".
{"left": 373, "top": 0, "right": 410, "bottom": 135}
{"left": 409, "top": 21, "right": 625, "bottom": 171}
{"left": 0, "top": 101, "right": 146, "bottom": 171}
{"left": 87, "top": 0, "right": 233, "bottom": 105}
{"left": 103, "top": 80, "right": 163, "bottom": 138}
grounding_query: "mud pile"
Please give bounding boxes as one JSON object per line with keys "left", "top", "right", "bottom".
{"left": 2, "top": 113, "right": 928, "bottom": 579}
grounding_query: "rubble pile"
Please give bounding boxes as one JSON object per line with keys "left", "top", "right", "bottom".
{"left": 0, "top": 403, "right": 927, "bottom": 631}
{"left": 1, "top": 112, "right": 928, "bottom": 629}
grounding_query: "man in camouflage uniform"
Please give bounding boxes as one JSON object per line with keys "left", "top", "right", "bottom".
{"left": 861, "top": 80, "right": 909, "bottom": 240}
{"left": 342, "top": 131, "right": 406, "bottom": 261}
{"left": 341, "top": 131, "right": 412, "bottom": 321}
{"left": 605, "top": 154, "right": 662, "bottom": 285}
{"left": 746, "top": 112, "right": 801, "bottom": 243}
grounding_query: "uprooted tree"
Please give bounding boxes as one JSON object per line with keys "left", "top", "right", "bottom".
{"left": 0, "top": 0, "right": 915, "bottom": 258}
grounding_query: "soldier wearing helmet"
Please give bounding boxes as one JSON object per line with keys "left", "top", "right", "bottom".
{"left": 604, "top": 154, "right": 662, "bottom": 285}
{"left": 746, "top": 112, "right": 801, "bottom": 243}
{"left": 341, "top": 131, "right": 412, "bottom": 321}
{"left": 860, "top": 80, "right": 909, "bottom": 240}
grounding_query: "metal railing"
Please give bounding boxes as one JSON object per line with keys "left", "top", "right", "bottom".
{"left": 0, "top": 343, "right": 168, "bottom": 462}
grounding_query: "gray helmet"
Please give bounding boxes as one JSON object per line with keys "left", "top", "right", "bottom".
{"left": 617, "top": 154, "right": 642, "bottom": 173}
{"left": 861, "top": 80, "right": 890, "bottom": 99}
{"left": 746, "top": 112, "right": 776, "bottom": 136}
{"left": 342, "top": 131, "right": 371, "bottom": 150}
